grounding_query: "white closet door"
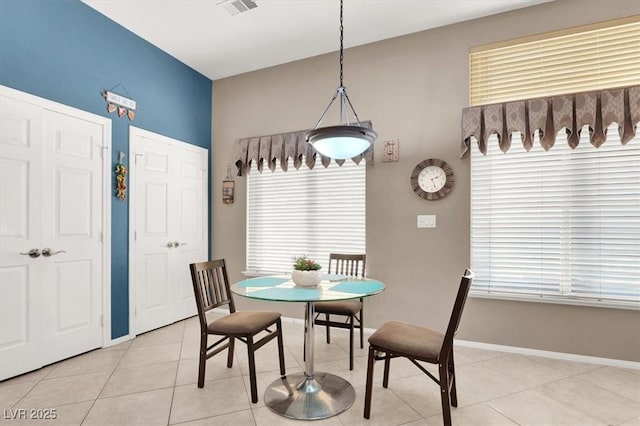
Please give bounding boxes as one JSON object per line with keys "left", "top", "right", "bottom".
{"left": 0, "top": 89, "right": 107, "bottom": 380}
{"left": 170, "top": 147, "right": 207, "bottom": 320}
{"left": 134, "top": 135, "right": 173, "bottom": 333}
{"left": 0, "top": 96, "right": 45, "bottom": 379}
{"left": 40, "top": 110, "right": 104, "bottom": 362}
{"left": 132, "top": 128, "right": 207, "bottom": 335}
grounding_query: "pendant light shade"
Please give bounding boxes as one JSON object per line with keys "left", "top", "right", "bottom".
{"left": 306, "top": 0, "right": 377, "bottom": 160}
{"left": 307, "top": 125, "right": 376, "bottom": 159}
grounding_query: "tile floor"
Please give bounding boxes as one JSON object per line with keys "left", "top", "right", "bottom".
{"left": 1, "top": 314, "right": 639, "bottom": 425}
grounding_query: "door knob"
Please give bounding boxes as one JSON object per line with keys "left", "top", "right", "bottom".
{"left": 167, "top": 242, "right": 175, "bottom": 248}
{"left": 173, "top": 241, "right": 187, "bottom": 247}
{"left": 20, "top": 249, "right": 41, "bottom": 258}
{"left": 42, "top": 248, "right": 67, "bottom": 257}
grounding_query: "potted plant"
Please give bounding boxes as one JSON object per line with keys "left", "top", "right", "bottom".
{"left": 291, "top": 255, "right": 322, "bottom": 287}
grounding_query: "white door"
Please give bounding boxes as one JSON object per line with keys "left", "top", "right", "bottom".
{"left": 131, "top": 128, "right": 207, "bottom": 335}
{"left": 40, "top": 110, "right": 104, "bottom": 362}
{"left": 0, "top": 88, "right": 108, "bottom": 380}
{"left": 0, "top": 95, "right": 45, "bottom": 378}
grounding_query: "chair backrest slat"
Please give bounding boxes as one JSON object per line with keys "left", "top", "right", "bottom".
{"left": 441, "top": 269, "right": 474, "bottom": 358}
{"left": 328, "top": 253, "right": 366, "bottom": 278}
{"left": 190, "top": 259, "right": 235, "bottom": 329}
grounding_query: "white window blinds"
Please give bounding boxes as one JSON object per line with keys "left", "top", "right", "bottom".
{"left": 471, "top": 129, "right": 640, "bottom": 306}
{"left": 469, "top": 18, "right": 640, "bottom": 307}
{"left": 246, "top": 159, "right": 365, "bottom": 274}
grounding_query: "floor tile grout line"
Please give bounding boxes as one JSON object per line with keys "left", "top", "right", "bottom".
{"left": 4, "top": 347, "right": 126, "bottom": 410}
{"left": 79, "top": 338, "right": 130, "bottom": 425}
{"left": 549, "top": 373, "right": 640, "bottom": 425}
{"left": 480, "top": 372, "right": 618, "bottom": 426}
{"left": 8, "top": 368, "right": 118, "bottom": 415}
{"left": 6, "top": 379, "right": 40, "bottom": 410}
{"left": 166, "top": 323, "right": 186, "bottom": 426}
{"left": 484, "top": 403, "right": 524, "bottom": 425}
{"left": 573, "top": 368, "right": 640, "bottom": 403}
{"left": 375, "top": 352, "right": 558, "bottom": 422}
{"left": 169, "top": 407, "right": 256, "bottom": 425}
{"left": 387, "top": 384, "right": 430, "bottom": 422}
{"left": 486, "top": 389, "right": 611, "bottom": 426}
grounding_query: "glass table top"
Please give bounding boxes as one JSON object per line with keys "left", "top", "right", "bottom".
{"left": 231, "top": 274, "right": 385, "bottom": 302}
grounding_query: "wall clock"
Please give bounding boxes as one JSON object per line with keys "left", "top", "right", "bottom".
{"left": 410, "top": 158, "right": 454, "bottom": 200}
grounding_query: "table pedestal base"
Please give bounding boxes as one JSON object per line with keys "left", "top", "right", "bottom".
{"left": 264, "top": 372, "right": 355, "bottom": 420}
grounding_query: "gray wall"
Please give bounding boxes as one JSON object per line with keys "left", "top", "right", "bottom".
{"left": 212, "top": 0, "right": 640, "bottom": 362}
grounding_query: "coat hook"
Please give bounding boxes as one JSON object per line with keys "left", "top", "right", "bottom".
{"left": 118, "top": 151, "right": 125, "bottom": 163}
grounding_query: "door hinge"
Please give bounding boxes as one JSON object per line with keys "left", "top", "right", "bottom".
{"left": 100, "top": 315, "right": 104, "bottom": 327}
{"left": 134, "top": 231, "right": 137, "bottom": 241}
{"left": 100, "top": 232, "right": 103, "bottom": 243}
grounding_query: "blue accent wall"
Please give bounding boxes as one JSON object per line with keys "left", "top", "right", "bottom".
{"left": 0, "top": 0, "right": 212, "bottom": 339}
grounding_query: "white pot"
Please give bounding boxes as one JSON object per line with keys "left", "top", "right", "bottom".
{"left": 291, "top": 269, "right": 322, "bottom": 287}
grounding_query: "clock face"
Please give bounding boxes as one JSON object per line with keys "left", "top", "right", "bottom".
{"left": 410, "top": 158, "right": 454, "bottom": 200}
{"left": 418, "top": 165, "right": 447, "bottom": 193}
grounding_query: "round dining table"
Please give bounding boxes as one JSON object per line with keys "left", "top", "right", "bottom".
{"left": 231, "top": 274, "right": 385, "bottom": 420}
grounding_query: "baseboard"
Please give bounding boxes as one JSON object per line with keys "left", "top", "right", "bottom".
{"left": 455, "top": 339, "right": 640, "bottom": 370}
{"left": 106, "top": 334, "right": 133, "bottom": 347}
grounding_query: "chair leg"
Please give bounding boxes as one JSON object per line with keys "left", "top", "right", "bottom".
{"left": 325, "top": 313, "right": 331, "bottom": 343}
{"left": 276, "top": 319, "right": 286, "bottom": 376}
{"left": 363, "top": 345, "right": 375, "bottom": 419}
{"left": 227, "top": 337, "right": 235, "bottom": 368}
{"left": 359, "top": 304, "right": 364, "bottom": 349}
{"left": 449, "top": 350, "right": 458, "bottom": 407}
{"left": 349, "top": 315, "right": 354, "bottom": 370}
{"left": 383, "top": 352, "right": 391, "bottom": 388}
{"left": 247, "top": 337, "right": 258, "bottom": 403}
{"left": 197, "top": 333, "right": 207, "bottom": 388}
{"left": 439, "top": 361, "right": 452, "bottom": 426}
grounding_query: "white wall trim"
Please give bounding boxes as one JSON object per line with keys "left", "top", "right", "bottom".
{"left": 0, "top": 85, "right": 113, "bottom": 352}
{"left": 455, "top": 339, "right": 640, "bottom": 370}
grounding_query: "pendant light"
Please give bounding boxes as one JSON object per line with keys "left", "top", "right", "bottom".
{"left": 306, "top": 0, "right": 377, "bottom": 159}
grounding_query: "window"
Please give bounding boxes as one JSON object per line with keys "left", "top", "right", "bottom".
{"left": 470, "top": 18, "right": 640, "bottom": 105}
{"left": 472, "top": 128, "right": 639, "bottom": 306}
{"left": 246, "top": 159, "right": 365, "bottom": 274}
{"left": 470, "top": 18, "right": 640, "bottom": 307}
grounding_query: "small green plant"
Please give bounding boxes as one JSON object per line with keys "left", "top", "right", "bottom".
{"left": 293, "top": 255, "right": 322, "bottom": 271}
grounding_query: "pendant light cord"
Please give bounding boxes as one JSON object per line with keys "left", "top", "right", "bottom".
{"left": 312, "top": 0, "right": 366, "bottom": 129}
{"left": 339, "top": 0, "right": 344, "bottom": 87}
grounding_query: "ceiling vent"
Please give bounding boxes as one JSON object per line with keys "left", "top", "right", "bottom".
{"left": 218, "top": 0, "right": 257, "bottom": 16}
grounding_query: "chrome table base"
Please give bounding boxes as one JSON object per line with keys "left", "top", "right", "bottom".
{"left": 264, "top": 372, "right": 355, "bottom": 419}
{"left": 264, "top": 301, "right": 356, "bottom": 419}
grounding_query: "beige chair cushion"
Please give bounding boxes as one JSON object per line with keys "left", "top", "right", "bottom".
{"left": 368, "top": 320, "right": 443, "bottom": 361}
{"left": 208, "top": 311, "right": 280, "bottom": 335}
{"left": 314, "top": 300, "right": 362, "bottom": 315}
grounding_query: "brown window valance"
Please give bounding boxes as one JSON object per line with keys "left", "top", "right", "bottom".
{"left": 460, "top": 85, "right": 640, "bottom": 156}
{"left": 233, "top": 121, "right": 374, "bottom": 176}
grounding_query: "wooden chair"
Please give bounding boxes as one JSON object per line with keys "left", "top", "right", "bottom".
{"left": 313, "top": 253, "right": 366, "bottom": 370}
{"left": 189, "top": 259, "right": 286, "bottom": 403}
{"left": 363, "top": 269, "right": 474, "bottom": 426}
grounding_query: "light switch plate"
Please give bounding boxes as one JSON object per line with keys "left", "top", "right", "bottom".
{"left": 417, "top": 214, "right": 436, "bottom": 228}
{"left": 382, "top": 139, "right": 399, "bottom": 162}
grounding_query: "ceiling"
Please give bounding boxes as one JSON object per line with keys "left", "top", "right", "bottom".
{"left": 83, "top": 0, "right": 552, "bottom": 81}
